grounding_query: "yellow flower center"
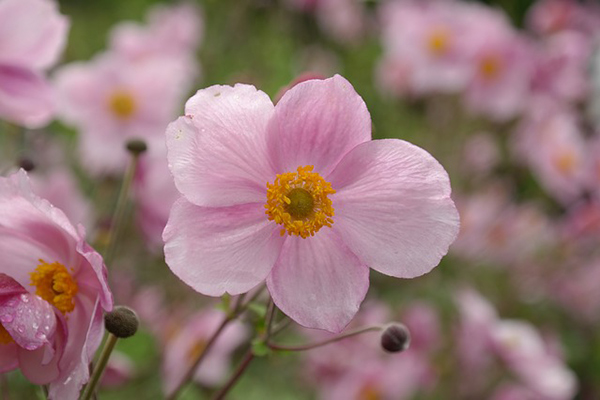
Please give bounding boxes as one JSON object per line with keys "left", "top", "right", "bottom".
{"left": 479, "top": 55, "right": 502, "bottom": 80}
{"left": 358, "top": 384, "right": 382, "bottom": 400}
{"left": 265, "top": 165, "right": 335, "bottom": 239}
{"left": 554, "top": 151, "right": 578, "bottom": 175}
{"left": 427, "top": 27, "right": 451, "bottom": 56}
{"left": 0, "top": 324, "right": 13, "bottom": 345}
{"left": 30, "top": 260, "right": 78, "bottom": 315}
{"left": 108, "top": 89, "right": 136, "bottom": 119}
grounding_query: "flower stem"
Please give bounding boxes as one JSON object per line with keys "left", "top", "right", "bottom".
{"left": 210, "top": 350, "right": 255, "bottom": 400}
{"left": 103, "top": 149, "right": 142, "bottom": 266}
{"left": 267, "top": 325, "right": 383, "bottom": 352}
{"left": 166, "top": 316, "right": 233, "bottom": 400}
{"left": 80, "top": 333, "right": 118, "bottom": 400}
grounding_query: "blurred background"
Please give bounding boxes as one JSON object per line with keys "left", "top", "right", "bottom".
{"left": 3, "top": 0, "right": 600, "bottom": 399}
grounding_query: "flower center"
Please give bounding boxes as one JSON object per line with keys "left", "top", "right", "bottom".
{"left": 30, "top": 260, "right": 78, "bottom": 315}
{"left": 108, "top": 89, "right": 136, "bottom": 119}
{"left": 265, "top": 165, "right": 335, "bottom": 239}
{"left": 479, "top": 55, "right": 502, "bottom": 80}
{"left": 427, "top": 27, "right": 450, "bottom": 56}
{"left": 0, "top": 324, "right": 13, "bottom": 345}
{"left": 358, "top": 384, "right": 382, "bottom": 400}
{"left": 554, "top": 151, "right": 577, "bottom": 175}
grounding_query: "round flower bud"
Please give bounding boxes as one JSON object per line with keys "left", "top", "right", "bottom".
{"left": 18, "top": 158, "right": 35, "bottom": 172}
{"left": 104, "top": 306, "right": 139, "bottom": 339}
{"left": 125, "top": 139, "right": 148, "bottom": 156}
{"left": 380, "top": 323, "right": 411, "bottom": 353}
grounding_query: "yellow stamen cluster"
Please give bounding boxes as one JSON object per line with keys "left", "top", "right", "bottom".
{"left": 479, "top": 55, "right": 502, "bottom": 80}
{"left": 554, "top": 151, "right": 577, "bottom": 175}
{"left": 265, "top": 165, "right": 336, "bottom": 239}
{"left": 108, "top": 89, "right": 136, "bottom": 119}
{"left": 427, "top": 27, "right": 450, "bottom": 56}
{"left": 0, "top": 324, "right": 13, "bottom": 345}
{"left": 30, "top": 260, "right": 78, "bottom": 315}
{"left": 358, "top": 384, "right": 382, "bottom": 400}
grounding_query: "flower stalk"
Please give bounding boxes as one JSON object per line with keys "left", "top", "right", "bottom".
{"left": 80, "top": 333, "right": 118, "bottom": 400}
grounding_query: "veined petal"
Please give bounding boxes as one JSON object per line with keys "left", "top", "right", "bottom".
{"left": 163, "top": 198, "right": 284, "bottom": 296}
{"left": 328, "top": 139, "right": 459, "bottom": 278}
{"left": 266, "top": 229, "right": 369, "bottom": 333}
{"left": 166, "top": 84, "right": 276, "bottom": 207}
{"left": 267, "top": 75, "right": 371, "bottom": 176}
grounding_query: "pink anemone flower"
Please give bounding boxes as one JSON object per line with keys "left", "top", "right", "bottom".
{"left": 0, "top": 169, "right": 112, "bottom": 399}
{"left": 163, "top": 75, "right": 459, "bottom": 332}
{"left": 0, "top": 0, "right": 69, "bottom": 127}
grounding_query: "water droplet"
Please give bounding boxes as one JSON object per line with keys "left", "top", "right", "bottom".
{"left": 6, "top": 299, "right": 17, "bottom": 307}
{"left": 0, "top": 314, "right": 14, "bottom": 323}
{"left": 35, "top": 332, "right": 46, "bottom": 341}
{"left": 24, "top": 343, "right": 38, "bottom": 351}
{"left": 16, "top": 325, "right": 24, "bottom": 334}
{"left": 20, "top": 294, "right": 29, "bottom": 303}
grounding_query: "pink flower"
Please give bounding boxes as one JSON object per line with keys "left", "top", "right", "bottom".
{"left": 100, "top": 350, "right": 134, "bottom": 388}
{"left": 163, "top": 75, "right": 459, "bottom": 332}
{"left": 461, "top": 14, "right": 534, "bottom": 122}
{"left": 378, "top": 1, "right": 473, "bottom": 95}
{"left": 54, "top": 53, "right": 189, "bottom": 175}
{"left": 109, "top": 3, "right": 203, "bottom": 62}
{"left": 162, "top": 309, "right": 247, "bottom": 395}
{"left": 0, "top": 0, "right": 69, "bottom": 127}
{"left": 0, "top": 169, "right": 112, "bottom": 399}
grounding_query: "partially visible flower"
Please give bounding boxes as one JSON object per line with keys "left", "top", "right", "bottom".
{"left": 0, "top": 0, "right": 69, "bottom": 127}
{"left": 0, "top": 169, "right": 112, "bottom": 399}
{"left": 54, "top": 54, "right": 188, "bottom": 175}
{"left": 162, "top": 309, "right": 247, "bottom": 395}
{"left": 163, "top": 75, "right": 459, "bottom": 332}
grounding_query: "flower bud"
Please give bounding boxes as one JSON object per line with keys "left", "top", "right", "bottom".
{"left": 380, "top": 323, "right": 410, "bottom": 353}
{"left": 125, "top": 139, "right": 147, "bottom": 156}
{"left": 104, "top": 306, "right": 139, "bottom": 339}
{"left": 17, "top": 158, "right": 35, "bottom": 172}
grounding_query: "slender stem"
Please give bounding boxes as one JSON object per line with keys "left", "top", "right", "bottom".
{"left": 102, "top": 152, "right": 140, "bottom": 266}
{"left": 270, "top": 318, "right": 292, "bottom": 337}
{"left": 211, "top": 350, "right": 254, "bottom": 400}
{"left": 166, "top": 316, "right": 232, "bottom": 400}
{"left": 267, "top": 325, "right": 383, "bottom": 352}
{"left": 265, "top": 300, "right": 275, "bottom": 337}
{"left": 80, "top": 334, "right": 118, "bottom": 400}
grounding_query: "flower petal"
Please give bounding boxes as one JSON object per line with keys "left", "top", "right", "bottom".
{"left": 166, "top": 84, "right": 276, "bottom": 207}
{"left": 266, "top": 229, "right": 369, "bottom": 333}
{"left": 328, "top": 139, "right": 459, "bottom": 278}
{"left": 0, "top": 65, "right": 54, "bottom": 128}
{"left": 0, "top": 274, "right": 56, "bottom": 351}
{"left": 0, "top": 343, "right": 18, "bottom": 372}
{"left": 267, "top": 75, "right": 371, "bottom": 176}
{"left": 163, "top": 198, "right": 284, "bottom": 296}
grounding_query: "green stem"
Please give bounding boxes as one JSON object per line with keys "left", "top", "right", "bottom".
{"left": 80, "top": 334, "right": 118, "bottom": 400}
{"left": 267, "top": 325, "right": 383, "bottom": 352}
{"left": 210, "top": 350, "right": 254, "bottom": 400}
{"left": 166, "top": 316, "right": 233, "bottom": 400}
{"left": 102, "top": 152, "right": 140, "bottom": 266}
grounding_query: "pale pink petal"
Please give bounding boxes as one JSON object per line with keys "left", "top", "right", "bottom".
{"left": 0, "top": 0, "right": 69, "bottom": 70}
{"left": 163, "top": 198, "right": 284, "bottom": 296}
{"left": 17, "top": 342, "right": 61, "bottom": 385}
{"left": 328, "top": 139, "right": 459, "bottom": 278}
{"left": 267, "top": 75, "right": 371, "bottom": 176}
{"left": 0, "top": 65, "right": 54, "bottom": 128}
{"left": 266, "top": 229, "right": 369, "bottom": 332}
{"left": 166, "top": 84, "right": 276, "bottom": 207}
{"left": 0, "top": 274, "right": 56, "bottom": 351}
